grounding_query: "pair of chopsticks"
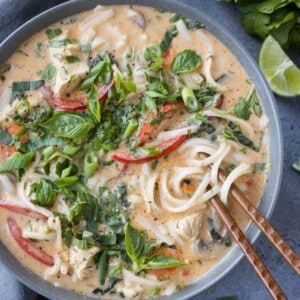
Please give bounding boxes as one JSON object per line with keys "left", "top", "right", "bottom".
{"left": 206, "top": 165, "right": 300, "bottom": 299}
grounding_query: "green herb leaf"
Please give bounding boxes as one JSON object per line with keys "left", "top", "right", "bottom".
{"left": 35, "top": 179, "right": 55, "bottom": 207}
{"left": 84, "top": 151, "right": 98, "bottom": 178}
{"left": 48, "top": 39, "right": 74, "bottom": 48}
{"left": 0, "top": 152, "right": 34, "bottom": 172}
{"left": 41, "top": 64, "right": 57, "bottom": 82}
{"left": 87, "top": 83, "right": 101, "bottom": 122}
{"left": 53, "top": 54, "right": 80, "bottom": 63}
{"left": 46, "top": 28, "right": 62, "bottom": 40}
{"left": 54, "top": 176, "right": 78, "bottom": 187}
{"left": 99, "top": 250, "right": 108, "bottom": 285}
{"left": 40, "top": 112, "right": 95, "bottom": 140}
{"left": 80, "top": 44, "right": 91, "bottom": 53}
{"left": 12, "top": 80, "right": 44, "bottom": 92}
{"left": 143, "top": 254, "right": 184, "bottom": 269}
{"left": 144, "top": 44, "right": 164, "bottom": 71}
{"left": 0, "top": 64, "right": 11, "bottom": 75}
{"left": 0, "top": 129, "right": 13, "bottom": 145}
{"left": 160, "top": 26, "right": 178, "bottom": 52}
{"left": 171, "top": 50, "right": 201, "bottom": 74}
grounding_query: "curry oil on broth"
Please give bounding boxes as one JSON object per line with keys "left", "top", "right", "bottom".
{"left": 0, "top": 4, "right": 269, "bottom": 298}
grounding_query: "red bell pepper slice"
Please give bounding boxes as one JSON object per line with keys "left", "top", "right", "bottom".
{"left": 112, "top": 135, "right": 187, "bottom": 164}
{"left": 7, "top": 217, "right": 54, "bottom": 266}
{"left": 138, "top": 102, "right": 185, "bottom": 145}
{"left": 0, "top": 201, "right": 48, "bottom": 221}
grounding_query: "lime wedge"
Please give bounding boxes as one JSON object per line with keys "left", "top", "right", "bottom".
{"left": 259, "top": 35, "right": 300, "bottom": 97}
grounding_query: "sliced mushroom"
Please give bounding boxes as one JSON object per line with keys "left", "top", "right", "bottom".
{"left": 128, "top": 9, "right": 145, "bottom": 30}
{"left": 192, "top": 239, "right": 227, "bottom": 260}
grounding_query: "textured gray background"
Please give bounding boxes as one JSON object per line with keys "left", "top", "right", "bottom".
{"left": 0, "top": 0, "right": 299, "bottom": 299}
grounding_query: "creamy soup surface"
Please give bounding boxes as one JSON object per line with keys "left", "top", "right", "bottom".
{"left": 0, "top": 5, "right": 269, "bottom": 299}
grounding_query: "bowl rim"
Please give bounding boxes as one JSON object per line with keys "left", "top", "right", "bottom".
{"left": 0, "top": 0, "right": 283, "bottom": 299}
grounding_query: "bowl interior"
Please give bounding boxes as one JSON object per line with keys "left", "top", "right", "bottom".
{"left": 0, "top": 0, "right": 283, "bottom": 299}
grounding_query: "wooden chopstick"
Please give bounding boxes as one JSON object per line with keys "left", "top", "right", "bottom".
{"left": 217, "top": 168, "right": 300, "bottom": 276}
{"left": 209, "top": 194, "right": 287, "bottom": 300}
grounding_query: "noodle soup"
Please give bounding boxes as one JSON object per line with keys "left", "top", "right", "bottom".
{"left": 0, "top": 5, "right": 269, "bottom": 299}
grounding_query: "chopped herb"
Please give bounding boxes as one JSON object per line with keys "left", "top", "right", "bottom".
{"left": 46, "top": 28, "right": 62, "bottom": 39}
{"left": 41, "top": 64, "right": 57, "bottom": 83}
{"left": 80, "top": 44, "right": 91, "bottom": 53}
{"left": 160, "top": 26, "right": 178, "bottom": 52}
{"left": 12, "top": 80, "right": 44, "bottom": 92}
{"left": 252, "top": 162, "right": 267, "bottom": 173}
{"left": 32, "top": 179, "right": 55, "bottom": 207}
{"left": 171, "top": 50, "right": 201, "bottom": 74}
{"left": 170, "top": 13, "right": 203, "bottom": 30}
{"left": 53, "top": 54, "right": 79, "bottom": 63}
{"left": 0, "top": 129, "right": 13, "bottom": 145}
{"left": 151, "top": 160, "right": 159, "bottom": 170}
{"left": 0, "top": 64, "right": 10, "bottom": 75}
{"left": 48, "top": 39, "right": 74, "bottom": 48}
{"left": 0, "top": 152, "right": 34, "bottom": 173}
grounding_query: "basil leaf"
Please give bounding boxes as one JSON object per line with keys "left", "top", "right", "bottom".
{"left": 40, "top": 112, "right": 95, "bottom": 140}
{"left": 54, "top": 176, "right": 78, "bottom": 187}
{"left": 35, "top": 179, "right": 55, "bottom": 207}
{"left": 87, "top": 83, "right": 101, "bottom": 122}
{"left": 171, "top": 50, "right": 201, "bottom": 74}
{"left": 53, "top": 54, "right": 79, "bottom": 63}
{"left": 12, "top": 80, "right": 44, "bottom": 92}
{"left": 233, "top": 97, "right": 251, "bottom": 120}
{"left": 46, "top": 28, "right": 62, "bottom": 39}
{"left": 170, "top": 13, "right": 203, "bottom": 30}
{"left": 84, "top": 151, "right": 98, "bottom": 178}
{"left": 0, "top": 129, "right": 12, "bottom": 145}
{"left": 144, "top": 44, "right": 164, "bottom": 71}
{"left": 228, "top": 121, "right": 259, "bottom": 152}
{"left": 41, "top": 64, "right": 57, "bottom": 82}
{"left": 48, "top": 39, "right": 74, "bottom": 48}
{"left": 0, "top": 152, "right": 34, "bottom": 172}
{"left": 124, "top": 223, "right": 146, "bottom": 266}
{"left": 160, "top": 26, "right": 178, "bottom": 52}
{"left": 143, "top": 254, "right": 184, "bottom": 269}
{"left": 0, "top": 64, "right": 10, "bottom": 75}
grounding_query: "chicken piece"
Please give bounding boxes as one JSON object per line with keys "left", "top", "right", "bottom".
{"left": 192, "top": 239, "right": 227, "bottom": 260}
{"left": 175, "top": 213, "right": 204, "bottom": 240}
{"left": 48, "top": 30, "right": 89, "bottom": 97}
{"left": 69, "top": 246, "right": 100, "bottom": 280}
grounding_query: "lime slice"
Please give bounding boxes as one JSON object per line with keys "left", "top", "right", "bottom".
{"left": 259, "top": 35, "right": 300, "bottom": 97}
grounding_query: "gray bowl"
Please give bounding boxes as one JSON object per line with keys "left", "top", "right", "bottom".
{"left": 0, "top": 0, "right": 283, "bottom": 299}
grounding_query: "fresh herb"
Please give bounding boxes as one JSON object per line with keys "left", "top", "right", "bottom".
{"left": 0, "top": 152, "right": 34, "bottom": 172}
{"left": 41, "top": 64, "right": 57, "bottom": 83}
{"left": 53, "top": 54, "right": 79, "bottom": 63}
{"left": 124, "top": 119, "right": 138, "bottom": 138}
{"left": 87, "top": 83, "right": 101, "bottom": 122}
{"left": 233, "top": 88, "right": 262, "bottom": 120}
{"left": 160, "top": 26, "right": 178, "bottom": 52}
{"left": 0, "top": 64, "right": 10, "bottom": 75}
{"left": 222, "top": 128, "right": 236, "bottom": 141}
{"left": 171, "top": 50, "right": 201, "bottom": 74}
{"left": 151, "top": 160, "right": 159, "bottom": 170}
{"left": 0, "top": 129, "right": 13, "bottom": 145}
{"left": 12, "top": 80, "right": 44, "bottom": 92}
{"left": 292, "top": 158, "right": 300, "bottom": 172}
{"left": 188, "top": 112, "right": 215, "bottom": 134}
{"left": 74, "top": 231, "right": 95, "bottom": 250}
{"left": 228, "top": 122, "right": 259, "bottom": 152}
{"left": 80, "top": 52, "right": 112, "bottom": 90}
{"left": 144, "top": 44, "right": 164, "bottom": 71}
{"left": 125, "top": 223, "right": 184, "bottom": 272}
{"left": 114, "top": 72, "right": 136, "bottom": 102}
{"left": 32, "top": 179, "right": 55, "bottom": 207}
{"left": 170, "top": 13, "right": 203, "bottom": 30}
{"left": 48, "top": 39, "right": 74, "bottom": 48}
{"left": 54, "top": 176, "right": 78, "bottom": 187}
{"left": 208, "top": 217, "right": 221, "bottom": 241}
{"left": 40, "top": 112, "right": 95, "bottom": 140}
{"left": 98, "top": 250, "right": 108, "bottom": 285}
{"left": 46, "top": 28, "right": 62, "bottom": 40}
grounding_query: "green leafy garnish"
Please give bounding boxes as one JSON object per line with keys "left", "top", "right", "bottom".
{"left": 40, "top": 112, "right": 95, "bottom": 140}
{"left": 46, "top": 28, "right": 62, "bottom": 40}
{"left": 233, "top": 88, "right": 262, "bottom": 120}
{"left": 0, "top": 64, "right": 11, "bottom": 75}
{"left": 12, "top": 80, "right": 44, "bottom": 92}
{"left": 53, "top": 54, "right": 79, "bottom": 63}
{"left": 87, "top": 83, "right": 101, "bottom": 122}
{"left": 48, "top": 39, "right": 74, "bottom": 48}
{"left": 0, "top": 152, "right": 34, "bottom": 172}
{"left": 170, "top": 13, "right": 203, "bottom": 30}
{"left": 33, "top": 179, "right": 55, "bottom": 207}
{"left": 0, "top": 129, "right": 13, "bottom": 145}
{"left": 41, "top": 64, "right": 57, "bottom": 83}
{"left": 171, "top": 50, "right": 201, "bottom": 74}
{"left": 144, "top": 44, "right": 164, "bottom": 71}
{"left": 160, "top": 26, "right": 178, "bottom": 52}
{"left": 125, "top": 223, "right": 184, "bottom": 272}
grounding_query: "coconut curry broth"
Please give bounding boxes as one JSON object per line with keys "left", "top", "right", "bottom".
{"left": 0, "top": 4, "right": 269, "bottom": 298}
